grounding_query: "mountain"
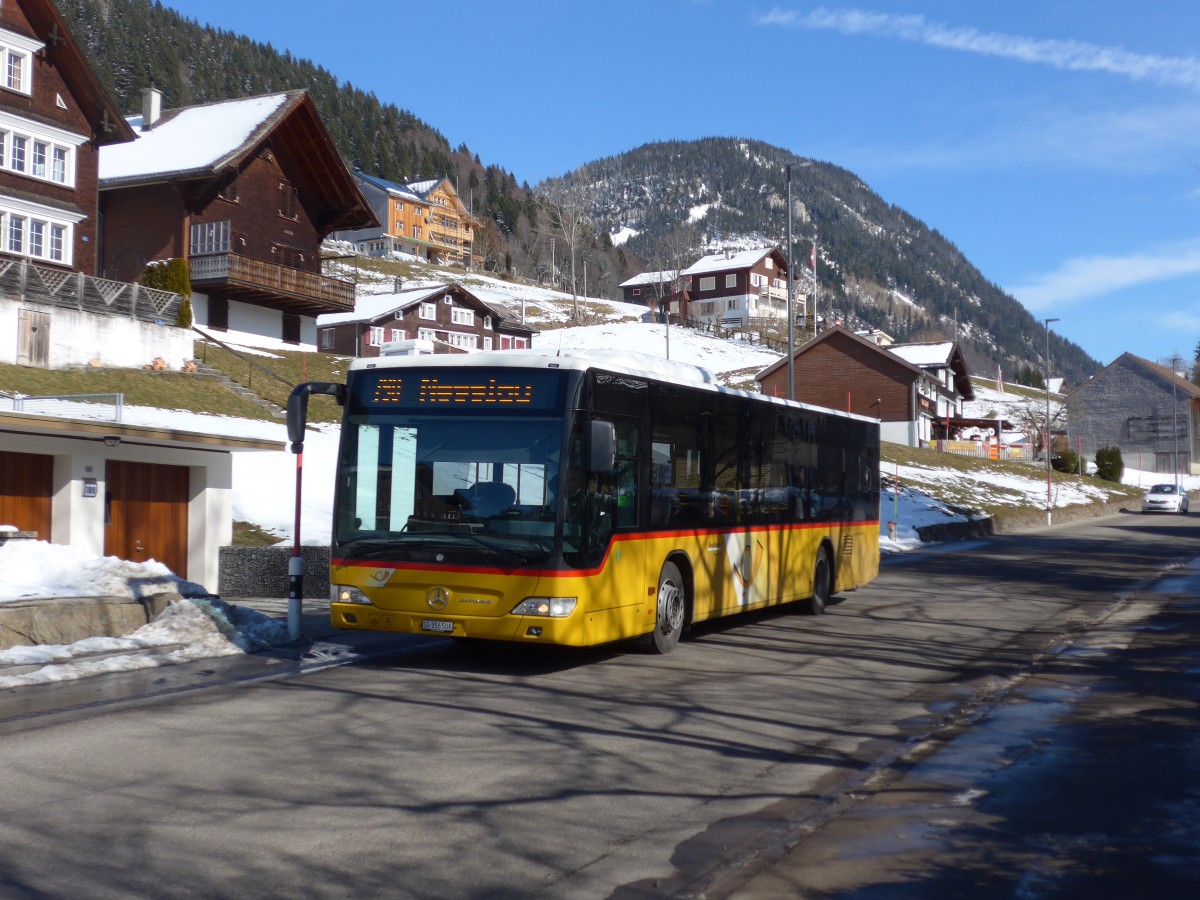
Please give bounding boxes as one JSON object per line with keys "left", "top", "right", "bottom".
{"left": 54, "top": 1, "right": 1094, "bottom": 382}
{"left": 553, "top": 138, "right": 1098, "bottom": 382}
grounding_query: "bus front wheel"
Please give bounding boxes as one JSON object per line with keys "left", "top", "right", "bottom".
{"left": 651, "top": 561, "right": 686, "bottom": 654}
{"left": 801, "top": 545, "right": 831, "bottom": 615}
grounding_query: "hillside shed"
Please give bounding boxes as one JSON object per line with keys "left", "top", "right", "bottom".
{"left": 1066, "top": 353, "right": 1200, "bottom": 476}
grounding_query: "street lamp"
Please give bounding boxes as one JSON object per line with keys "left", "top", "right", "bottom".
{"left": 786, "top": 164, "right": 798, "bottom": 401}
{"left": 785, "top": 160, "right": 812, "bottom": 402}
{"left": 1171, "top": 354, "right": 1181, "bottom": 489}
{"left": 1044, "top": 317, "right": 1060, "bottom": 525}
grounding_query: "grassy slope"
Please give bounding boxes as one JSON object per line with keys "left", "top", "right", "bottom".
{"left": 0, "top": 361, "right": 278, "bottom": 421}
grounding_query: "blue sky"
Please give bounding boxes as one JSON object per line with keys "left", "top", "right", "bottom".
{"left": 160, "top": 0, "right": 1200, "bottom": 368}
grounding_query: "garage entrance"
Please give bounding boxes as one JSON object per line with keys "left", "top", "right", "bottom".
{"left": 0, "top": 450, "right": 53, "bottom": 537}
{"left": 104, "top": 460, "right": 189, "bottom": 576}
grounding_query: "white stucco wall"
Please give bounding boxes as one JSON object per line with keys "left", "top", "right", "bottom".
{"left": 2, "top": 426, "right": 237, "bottom": 592}
{"left": 191, "top": 291, "right": 317, "bottom": 351}
{"left": 0, "top": 300, "right": 191, "bottom": 370}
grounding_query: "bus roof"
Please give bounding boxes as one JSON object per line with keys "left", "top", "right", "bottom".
{"left": 352, "top": 349, "right": 879, "bottom": 424}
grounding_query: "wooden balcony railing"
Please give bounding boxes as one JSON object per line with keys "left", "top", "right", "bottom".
{"left": 190, "top": 253, "right": 355, "bottom": 310}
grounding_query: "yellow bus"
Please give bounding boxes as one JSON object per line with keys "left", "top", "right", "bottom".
{"left": 287, "top": 349, "right": 879, "bottom": 653}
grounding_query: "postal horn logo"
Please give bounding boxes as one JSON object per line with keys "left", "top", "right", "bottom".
{"left": 427, "top": 587, "right": 450, "bottom": 611}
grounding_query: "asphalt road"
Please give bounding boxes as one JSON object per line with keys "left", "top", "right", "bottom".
{"left": 0, "top": 510, "right": 1196, "bottom": 899}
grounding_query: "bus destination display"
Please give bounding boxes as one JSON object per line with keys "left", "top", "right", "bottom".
{"left": 360, "top": 369, "right": 563, "bottom": 412}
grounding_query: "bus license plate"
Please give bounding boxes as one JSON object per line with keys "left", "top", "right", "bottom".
{"left": 421, "top": 619, "right": 454, "bottom": 633}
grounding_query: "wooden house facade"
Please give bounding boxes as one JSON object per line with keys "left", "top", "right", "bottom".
{"left": 338, "top": 171, "right": 481, "bottom": 268}
{"left": 99, "top": 89, "right": 377, "bottom": 348}
{"left": 317, "top": 283, "right": 538, "bottom": 357}
{"left": 681, "top": 247, "right": 790, "bottom": 327}
{"left": 1066, "top": 353, "right": 1200, "bottom": 476}
{"left": 756, "top": 326, "right": 948, "bottom": 446}
{"left": 0, "top": 0, "right": 136, "bottom": 276}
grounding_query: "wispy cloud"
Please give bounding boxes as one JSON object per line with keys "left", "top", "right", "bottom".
{"left": 1008, "top": 240, "right": 1200, "bottom": 311}
{"left": 756, "top": 7, "right": 1200, "bottom": 92}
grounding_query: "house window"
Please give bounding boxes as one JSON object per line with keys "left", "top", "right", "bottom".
{"left": 278, "top": 182, "right": 299, "bottom": 220}
{"left": 320, "top": 329, "right": 335, "bottom": 349}
{"left": 698, "top": 276, "right": 715, "bottom": 291}
{"left": 419, "top": 303, "right": 436, "bottom": 320}
{"left": 483, "top": 316, "right": 492, "bottom": 330}
{"left": 727, "top": 300, "right": 737, "bottom": 310}
{"left": 483, "top": 337, "right": 492, "bottom": 351}
{"left": 190, "top": 220, "right": 231, "bottom": 255}
{"left": 9, "top": 134, "right": 25, "bottom": 172}
{"left": 418, "top": 328, "right": 437, "bottom": 342}
{"left": 218, "top": 174, "right": 239, "bottom": 202}
{"left": 48, "top": 224, "right": 65, "bottom": 262}
{"left": 413, "top": 226, "right": 422, "bottom": 238}
{"left": 514, "top": 338, "right": 527, "bottom": 349}
{"left": 632, "top": 288, "right": 641, "bottom": 296}
{"left": 273, "top": 244, "right": 305, "bottom": 268}
{"left": 389, "top": 328, "right": 405, "bottom": 342}
{"left": 750, "top": 273, "right": 765, "bottom": 288}
{"left": 52, "top": 147, "right": 67, "bottom": 183}
{"left": 447, "top": 333, "right": 477, "bottom": 350}
{"left": 368, "top": 326, "right": 385, "bottom": 347}
{"left": 0, "top": 124, "right": 75, "bottom": 185}
{"left": 6, "top": 213, "right": 23, "bottom": 253}
{"left": 3, "top": 46, "right": 29, "bottom": 94}
{"left": 764, "top": 258, "right": 774, "bottom": 270}
{"left": 725, "top": 274, "right": 737, "bottom": 288}
{"left": 0, "top": 203, "right": 74, "bottom": 266}
{"left": 451, "top": 308, "right": 474, "bottom": 326}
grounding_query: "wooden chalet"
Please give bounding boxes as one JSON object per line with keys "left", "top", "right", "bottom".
{"left": 0, "top": 0, "right": 136, "bottom": 276}
{"left": 317, "top": 283, "right": 538, "bottom": 357}
{"left": 98, "top": 88, "right": 378, "bottom": 347}
{"left": 681, "top": 247, "right": 790, "bottom": 327}
{"left": 756, "top": 325, "right": 953, "bottom": 447}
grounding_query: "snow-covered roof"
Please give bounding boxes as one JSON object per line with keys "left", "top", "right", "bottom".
{"left": 99, "top": 93, "right": 293, "bottom": 184}
{"left": 682, "top": 247, "right": 777, "bottom": 276}
{"left": 890, "top": 341, "right": 955, "bottom": 367}
{"left": 407, "top": 178, "right": 441, "bottom": 195}
{"left": 619, "top": 271, "right": 674, "bottom": 288}
{"left": 355, "top": 171, "right": 423, "bottom": 203}
{"left": 316, "top": 286, "right": 445, "bottom": 326}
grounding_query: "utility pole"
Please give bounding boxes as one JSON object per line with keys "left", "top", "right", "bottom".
{"left": 1044, "top": 317, "right": 1060, "bottom": 525}
{"left": 786, "top": 164, "right": 795, "bottom": 401}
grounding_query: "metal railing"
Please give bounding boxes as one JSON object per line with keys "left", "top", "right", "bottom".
{"left": 192, "top": 326, "right": 295, "bottom": 394}
{"left": 4, "top": 392, "right": 124, "bottom": 422}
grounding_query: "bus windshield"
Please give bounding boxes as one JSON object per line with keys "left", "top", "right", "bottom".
{"left": 334, "top": 412, "right": 566, "bottom": 566}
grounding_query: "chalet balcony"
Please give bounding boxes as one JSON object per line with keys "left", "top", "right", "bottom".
{"left": 189, "top": 253, "right": 355, "bottom": 314}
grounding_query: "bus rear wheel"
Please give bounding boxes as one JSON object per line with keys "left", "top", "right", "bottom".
{"left": 801, "top": 545, "right": 831, "bottom": 615}
{"left": 651, "top": 561, "right": 686, "bottom": 654}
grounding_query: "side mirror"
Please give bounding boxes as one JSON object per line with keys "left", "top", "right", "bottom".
{"left": 287, "top": 381, "right": 346, "bottom": 452}
{"left": 588, "top": 420, "right": 616, "bottom": 473}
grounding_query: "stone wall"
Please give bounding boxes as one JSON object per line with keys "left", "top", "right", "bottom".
{"left": 218, "top": 546, "right": 331, "bottom": 599}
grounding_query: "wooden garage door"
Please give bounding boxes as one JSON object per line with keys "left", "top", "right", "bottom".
{"left": 0, "top": 450, "right": 53, "bottom": 538}
{"left": 105, "top": 460, "right": 189, "bottom": 577}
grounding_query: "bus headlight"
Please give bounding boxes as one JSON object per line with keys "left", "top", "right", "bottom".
{"left": 333, "top": 585, "right": 370, "bottom": 605}
{"left": 511, "top": 596, "right": 577, "bottom": 617}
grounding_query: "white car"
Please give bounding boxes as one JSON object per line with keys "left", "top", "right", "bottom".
{"left": 1141, "top": 483, "right": 1189, "bottom": 515}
